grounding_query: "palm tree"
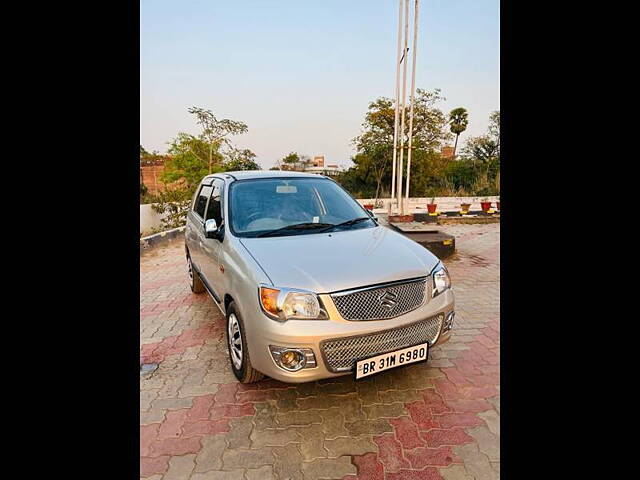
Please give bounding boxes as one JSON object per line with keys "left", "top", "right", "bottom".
{"left": 449, "top": 108, "right": 469, "bottom": 158}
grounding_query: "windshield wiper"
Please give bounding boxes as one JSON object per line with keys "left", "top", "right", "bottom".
{"left": 256, "top": 222, "right": 335, "bottom": 238}
{"left": 319, "top": 217, "right": 371, "bottom": 233}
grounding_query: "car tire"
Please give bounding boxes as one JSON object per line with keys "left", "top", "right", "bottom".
{"left": 187, "top": 254, "right": 205, "bottom": 293}
{"left": 226, "top": 302, "right": 264, "bottom": 383}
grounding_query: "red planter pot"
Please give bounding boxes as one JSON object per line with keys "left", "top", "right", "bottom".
{"left": 480, "top": 201, "right": 492, "bottom": 212}
{"left": 427, "top": 204, "right": 437, "bottom": 214}
{"left": 363, "top": 204, "right": 374, "bottom": 211}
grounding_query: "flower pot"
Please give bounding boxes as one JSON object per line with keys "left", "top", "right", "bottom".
{"left": 427, "top": 204, "right": 437, "bottom": 214}
{"left": 460, "top": 203, "right": 471, "bottom": 215}
{"left": 497, "top": 202, "right": 500, "bottom": 211}
{"left": 480, "top": 201, "right": 492, "bottom": 212}
{"left": 363, "top": 204, "right": 374, "bottom": 211}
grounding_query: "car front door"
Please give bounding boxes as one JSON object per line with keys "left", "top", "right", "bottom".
{"left": 200, "top": 178, "right": 225, "bottom": 303}
{"left": 187, "top": 183, "right": 213, "bottom": 272}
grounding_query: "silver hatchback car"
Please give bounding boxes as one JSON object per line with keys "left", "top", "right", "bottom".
{"left": 185, "top": 171, "right": 454, "bottom": 383}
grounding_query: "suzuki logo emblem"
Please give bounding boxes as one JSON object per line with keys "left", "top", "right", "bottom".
{"left": 378, "top": 290, "right": 398, "bottom": 310}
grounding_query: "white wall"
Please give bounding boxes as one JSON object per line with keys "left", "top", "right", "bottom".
{"left": 140, "top": 204, "right": 170, "bottom": 235}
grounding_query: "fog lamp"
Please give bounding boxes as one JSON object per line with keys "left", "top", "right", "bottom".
{"left": 269, "top": 346, "right": 316, "bottom": 372}
{"left": 444, "top": 311, "right": 455, "bottom": 331}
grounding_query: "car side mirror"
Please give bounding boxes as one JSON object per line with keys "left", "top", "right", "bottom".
{"left": 204, "top": 219, "right": 220, "bottom": 239}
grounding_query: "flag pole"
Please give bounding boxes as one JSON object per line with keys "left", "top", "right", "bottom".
{"left": 390, "top": 0, "right": 403, "bottom": 208}
{"left": 396, "top": 0, "right": 410, "bottom": 215}
{"left": 405, "top": 0, "right": 419, "bottom": 204}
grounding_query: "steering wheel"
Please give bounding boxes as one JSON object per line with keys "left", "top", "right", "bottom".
{"left": 276, "top": 210, "right": 312, "bottom": 222}
{"left": 245, "top": 211, "right": 261, "bottom": 223}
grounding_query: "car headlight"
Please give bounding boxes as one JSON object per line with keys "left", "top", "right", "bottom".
{"left": 431, "top": 263, "right": 451, "bottom": 297}
{"left": 259, "top": 286, "right": 328, "bottom": 321}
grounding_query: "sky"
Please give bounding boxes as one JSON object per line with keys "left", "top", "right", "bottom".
{"left": 140, "top": 0, "right": 499, "bottom": 169}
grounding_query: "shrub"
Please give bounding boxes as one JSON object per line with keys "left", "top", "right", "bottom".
{"left": 151, "top": 186, "right": 194, "bottom": 230}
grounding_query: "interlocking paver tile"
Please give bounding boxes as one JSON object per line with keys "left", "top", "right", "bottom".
{"left": 141, "top": 455, "right": 170, "bottom": 478}
{"left": 453, "top": 443, "right": 498, "bottom": 480}
{"left": 222, "top": 447, "right": 275, "bottom": 470}
{"left": 345, "top": 418, "right": 394, "bottom": 436}
{"left": 374, "top": 432, "right": 411, "bottom": 473}
{"left": 324, "top": 435, "right": 377, "bottom": 457}
{"left": 250, "top": 427, "right": 300, "bottom": 448}
{"left": 478, "top": 409, "right": 500, "bottom": 436}
{"left": 405, "top": 446, "right": 458, "bottom": 468}
{"left": 467, "top": 426, "right": 500, "bottom": 462}
{"left": 140, "top": 223, "right": 499, "bottom": 479}
{"left": 245, "top": 465, "right": 276, "bottom": 480}
{"left": 194, "top": 435, "right": 226, "bottom": 473}
{"left": 300, "top": 456, "right": 356, "bottom": 480}
{"left": 420, "top": 428, "right": 474, "bottom": 448}
{"left": 191, "top": 470, "right": 245, "bottom": 480}
{"left": 389, "top": 416, "right": 425, "bottom": 449}
{"left": 273, "top": 445, "right": 305, "bottom": 480}
{"left": 276, "top": 410, "right": 323, "bottom": 427}
{"left": 345, "top": 452, "right": 385, "bottom": 480}
{"left": 297, "top": 423, "right": 328, "bottom": 460}
{"left": 163, "top": 453, "right": 196, "bottom": 480}
{"left": 440, "top": 465, "right": 474, "bottom": 480}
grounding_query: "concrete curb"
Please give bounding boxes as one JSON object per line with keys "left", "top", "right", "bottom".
{"left": 140, "top": 226, "right": 185, "bottom": 253}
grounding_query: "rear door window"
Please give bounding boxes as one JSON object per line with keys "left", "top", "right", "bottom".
{"left": 193, "top": 185, "right": 213, "bottom": 219}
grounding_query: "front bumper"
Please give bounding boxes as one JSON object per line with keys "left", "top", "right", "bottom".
{"left": 246, "top": 288, "right": 455, "bottom": 383}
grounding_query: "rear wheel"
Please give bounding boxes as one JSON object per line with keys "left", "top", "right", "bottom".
{"left": 226, "top": 302, "right": 264, "bottom": 383}
{"left": 187, "top": 255, "right": 205, "bottom": 293}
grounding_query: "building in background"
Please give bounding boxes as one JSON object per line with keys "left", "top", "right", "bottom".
{"left": 303, "top": 155, "right": 343, "bottom": 176}
{"left": 441, "top": 146, "right": 455, "bottom": 159}
{"left": 140, "top": 153, "right": 169, "bottom": 195}
{"left": 303, "top": 163, "right": 342, "bottom": 177}
{"left": 275, "top": 154, "right": 344, "bottom": 176}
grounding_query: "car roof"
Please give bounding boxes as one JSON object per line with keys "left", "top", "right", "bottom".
{"left": 204, "top": 170, "right": 328, "bottom": 182}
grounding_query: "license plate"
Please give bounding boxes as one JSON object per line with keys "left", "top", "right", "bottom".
{"left": 355, "top": 342, "right": 429, "bottom": 380}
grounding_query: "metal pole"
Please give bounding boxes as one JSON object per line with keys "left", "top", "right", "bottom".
{"left": 405, "top": 0, "right": 419, "bottom": 204}
{"left": 397, "top": 0, "right": 410, "bottom": 214}
{"left": 391, "top": 0, "right": 403, "bottom": 205}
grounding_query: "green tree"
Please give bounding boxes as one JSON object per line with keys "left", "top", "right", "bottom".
{"left": 448, "top": 107, "right": 468, "bottom": 158}
{"left": 187, "top": 106, "right": 248, "bottom": 173}
{"left": 454, "top": 110, "right": 500, "bottom": 196}
{"left": 460, "top": 110, "right": 500, "bottom": 164}
{"left": 154, "top": 106, "right": 257, "bottom": 230}
{"left": 341, "top": 88, "right": 452, "bottom": 199}
{"left": 163, "top": 133, "right": 224, "bottom": 189}
{"left": 224, "top": 148, "right": 261, "bottom": 171}
{"left": 280, "top": 152, "right": 301, "bottom": 170}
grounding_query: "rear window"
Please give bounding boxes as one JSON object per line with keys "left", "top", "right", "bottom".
{"left": 194, "top": 185, "right": 212, "bottom": 218}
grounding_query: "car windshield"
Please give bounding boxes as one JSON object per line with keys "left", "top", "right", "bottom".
{"left": 229, "top": 177, "right": 375, "bottom": 237}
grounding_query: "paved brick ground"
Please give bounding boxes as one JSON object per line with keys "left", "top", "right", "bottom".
{"left": 140, "top": 223, "right": 499, "bottom": 480}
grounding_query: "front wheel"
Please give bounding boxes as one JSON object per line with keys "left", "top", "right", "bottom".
{"left": 226, "top": 302, "right": 264, "bottom": 383}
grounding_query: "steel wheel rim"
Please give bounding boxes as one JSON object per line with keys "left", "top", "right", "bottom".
{"left": 228, "top": 313, "right": 243, "bottom": 369}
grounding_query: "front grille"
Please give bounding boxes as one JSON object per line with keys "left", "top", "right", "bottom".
{"left": 320, "top": 313, "right": 444, "bottom": 372}
{"left": 331, "top": 277, "right": 428, "bottom": 321}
